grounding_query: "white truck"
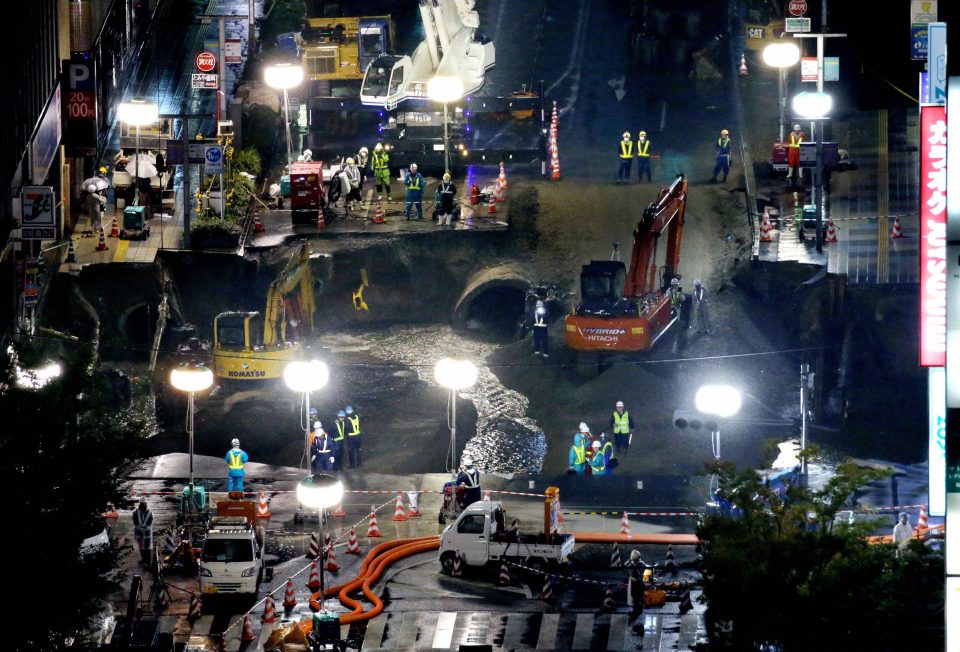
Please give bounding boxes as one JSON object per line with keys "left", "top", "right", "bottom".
{"left": 198, "top": 499, "right": 265, "bottom": 598}
{"left": 439, "top": 491, "right": 574, "bottom": 574}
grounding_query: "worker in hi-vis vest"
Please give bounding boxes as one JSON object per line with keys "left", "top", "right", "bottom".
{"left": 609, "top": 401, "right": 635, "bottom": 456}
{"left": 225, "top": 438, "right": 249, "bottom": 492}
{"left": 616, "top": 132, "right": 634, "bottom": 184}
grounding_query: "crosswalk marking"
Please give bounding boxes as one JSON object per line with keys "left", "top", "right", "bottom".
{"left": 223, "top": 616, "right": 243, "bottom": 652}
{"left": 607, "top": 614, "right": 629, "bottom": 651}
{"left": 395, "top": 611, "right": 420, "bottom": 648}
{"left": 191, "top": 615, "right": 214, "bottom": 637}
{"left": 458, "top": 611, "right": 490, "bottom": 647}
{"left": 502, "top": 611, "right": 527, "bottom": 648}
{"left": 432, "top": 612, "right": 457, "bottom": 649}
{"left": 572, "top": 613, "right": 594, "bottom": 649}
{"left": 361, "top": 615, "right": 386, "bottom": 650}
{"left": 536, "top": 613, "right": 560, "bottom": 650}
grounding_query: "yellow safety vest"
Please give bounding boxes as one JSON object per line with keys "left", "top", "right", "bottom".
{"left": 637, "top": 140, "right": 651, "bottom": 157}
{"left": 573, "top": 442, "right": 585, "bottom": 464}
{"left": 407, "top": 175, "right": 421, "bottom": 190}
{"left": 620, "top": 141, "right": 634, "bottom": 159}
{"left": 228, "top": 450, "right": 244, "bottom": 470}
{"left": 591, "top": 453, "right": 605, "bottom": 472}
{"left": 372, "top": 152, "right": 389, "bottom": 170}
{"left": 334, "top": 421, "right": 346, "bottom": 441}
{"left": 602, "top": 440, "right": 615, "bottom": 459}
{"left": 348, "top": 415, "right": 361, "bottom": 436}
{"left": 612, "top": 411, "right": 630, "bottom": 433}
{"left": 788, "top": 132, "right": 803, "bottom": 149}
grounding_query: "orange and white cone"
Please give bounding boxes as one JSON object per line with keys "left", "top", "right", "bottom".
{"left": 373, "top": 202, "right": 385, "bottom": 223}
{"left": 918, "top": 505, "right": 929, "bottom": 530}
{"left": 257, "top": 490, "right": 271, "bottom": 520}
{"left": 739, "top": 53, "right": 748, "bottom": 76}
{"left": 406, "top": 491, "right": 421, "bottom": 517}
{"left": 261, "top": 596, "right": 277, "bottom": 624}
{"left": 95, "top": 226, "right": 109, "bottom": 251}
{"left": 109, "top": 216, "right": 120, "bottom": 238}
{"left": 452, "top": 551, "right": 463, "bottom": 576}
{"left": 760, "top": 207, "right": 774, "bottom": 242}
{"left": 550, "top": 144, "right": 561, "bottom": 181}
{"left": 487, "top": 196, "right": 498, "bottom": 214}
{"left": 367, "top": 507, "right": 381, "bottom": 537}
{"left": 331, "top": 501, "right": 346, "bottom": 518}
{"left": 494, "top": 178, "right": 505, "bottom": 203}
{"left": 540, "top": 576, "right": 552, "bottom": 601}
{"left": 619, "top": 512, "right": 631, "bottom": 535}
{"left": 189, "top": 595, "right": 202, "bottom": 622}
{"left": 307, "top": 532, "right": 321, "bottom": 559}
{"left": 317, "top": 208, "right": 326, "bottom": 229}
{"left": 483, "top": 488, "right": 491, "bottom": 501}
{"left": 498, "top": 162, "right": 509, "bottom": 191}
{"left": 824, "top": 219, "right": 838, "bottom": 243}
{"left": 346, "top": 528, "right": 362, "bottom": 554}
{"left": 602, "top": 585, "right": 615, "bottom": 610}
{"left": 325, "top": 544, "right": 339, "bottom": 572}
{"left": 282, "top": 579, "right": 297, "bottom": 610}
{"left": 551, "top": 101, "right": 559, "bottom": 127}
{"left": 392, "top": 492, "right": 408, "bottom": 521}
{"left": 240, "top": 614, "right": 256, "bottom": 641}
{"left": 891, "top": 216, "right": 904, "bottom": 238}
{"left": 306, "top": 561, "right": 321, "bottom": 591}
{"left": 498, "top": 561, "right": 511, "bottom": 586}
{"left": 253, "top": 212, "right": 265, "bottom": 233}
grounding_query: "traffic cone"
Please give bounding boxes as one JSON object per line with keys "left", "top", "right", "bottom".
{"left": 550, "top": 144, "right": 561, "bottom": 181}
{"left": 498, "top": 561, "right": 511, "bottom": 586}
{"left": 325, "top": 544, "right": 339, "bottom": 572}
{"left": 760, "top": 208, "right": 774, "bottom": 242}
{"left": 469, "top": 184, "right": 480, "bottom": 205}
{"left": 307, "top": 532, "right": 321, "bottom": 559}
{"left": 188, "top": 595, "right": 202, "bottom": 622}
{"left": 109, "top": 216, "right": 120, "bottom": 238}
{"left": 918, "top": 505, "right": 929, "bottom": 530}
{"left": 282, "top": 579, "right": 297, "bottom": 610}
{"left": 392, "top": 492, "right": 408, "bottom": 521}
{"left": 679, "top": 588, "right": 693, "bottom": 613}
{"left": 494, "top": 178, "right": 506, "bottom": 203}
{"left": 306, "top": 561, "right": 321, "bottom": 591}
{"left": 316, "top": 209, "right": 326, "bottom": 229}
{"left": 602, "top": 585, "right": 615, "bottom": 610}
{"left": 498, "top": 162, "right": 509, "bottom": 191}
{"left": 240, "top": 614, "right": 256, "bottom": 642}
{"left": 257, "top": 490, "right": 271, "bottom": 520}
{"left": 372, "top": 202, "right": 385, "bottom": 223}
{"left": 540, "top": 576, "right": 552, "bottom": 601}
{"left": 66, "top": 239, "right": 77, "bottom": 263}
{"left": 452, "top": 551, "right": 463, "bottom": 577}
{"left": 345, "top": 528, "right": 362, "bottom": 554}
{"left": 664, "top": 544, "right": 676, "bottom": 572}
{"left": 739, "top": 53, "right": 748, "bottom": 76}
{"left": 407, "top": 491, "right": 421, "bottom": 517}
{"left": 253, "top": 212, "right": 265, "bottom": 233}
{"left": 483, "top": 488, "right": 492, "bottom": 501}
{"left": 610, "top": 543, "right": 622, "bottom": 568}
{"left": 824, "top": 219, "right": 838, "bottom": 242}
{"left": 619, "top": 512, "right": 631, "bottom": 536}
{"left": 891, "top": 216, "right": 904, "bottom": 238}
{"left": 331, "top": 501, "right": 346, "bottom": 518}
{"left": 261, "top": 596, "right": 277, "bottom": 624}
{"left": 367, "top": 507, "right": 381, "bottom": 537}
{"left": 551, "top": 101, "right": 559, "bottom": 127}
{"left": 487, "top": 196, "right": 498, "bottom": 214}
{"left": 95, "top": 226, "right": 109, "bottom": 251}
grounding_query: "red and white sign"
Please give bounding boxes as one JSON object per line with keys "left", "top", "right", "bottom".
{"left": 800, "top": 57, "right": 818, "bottom": 82}
{"left": 196, "top": 51, "right": 217, "bottom": 73}
{"left": 787, "top": 0, "right": 807, "bottom": 16}
{"left": 920, "top": 104, "right": 947, "bottom": 367}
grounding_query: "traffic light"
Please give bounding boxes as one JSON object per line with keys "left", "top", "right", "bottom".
{"left": 672, "top": 410, "right": 719, "bottom": 433}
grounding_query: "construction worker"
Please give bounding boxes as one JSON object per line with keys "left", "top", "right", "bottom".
{"left": 616, "top": 131, "right": 634, "bottom": 183}
{"left": 357, "top": 146, "right": 370, "bottom": 185}
{"left": 372, "top": 143, "right": 392, "bottom": 201}
{"left": 345, "top": 405, "right": 362, "bottom": 468}
{"left": 710, "top": 129, "right": 732, "bottom": 183}
{"left": 893, "top": 512, "right": 913, "bottom": 556}
{"left": 668, "top": 277, "right": 684, "bottom": 315}
{"left": 132, "top": 498, "right": 155, "bottom": 566}
{"left": 342, "top": 157, "right": 362, "bottom": 213}
{"left": 589, "top": 440, "right": 606, "bottom": 474}
{"left": 83, "top": 183, "right": 106, "bottom": 234}
{"left": 332, "top": 411, "right": 347, "bottom": 471}
{"left": 625, "top": 549, "right": 645, "bottom": 623}
{"left": 225, "top": 438, "right": 249, "bottom": 492}
{"left": 532, "top": 300, "right": 549, "bottom": 357}
{"left": 311, "top": 423, "right": 335, "bottom": 473}
{"left": 437, "top": 172, "right": 457, "bottom": 226}
{"left": 610, "top": 401, "right": 634, "bottom": 456}
{"left": 456, "top": 457, "right": 482, "bottom": 508}
{"left": 308, "top": 408, "right": 319, "bottom": 446}
{"left": 786, "top": 123, "right": 805, "bottom": 182}
{"left": 691, "top": 279, "right": 710, "bottom": 335}
{"left": 599, "top": 432, "right": 616, "bottom": 474}
{"left": 636, "top": 131, "right": 652, "bottom": 182}
{"left": 404, "top": 163, "right": 424, "bottom": 220}
{"left": 567, "top": 424, "right": 589, "bottom": 474}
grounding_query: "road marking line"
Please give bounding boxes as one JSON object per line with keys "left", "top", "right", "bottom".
{"left": 536, "top": 613, "right": 560, "bottom": 650}
{"left": 112, "top": 239, "right": 129, "bottom": 262}
{"left": 607, "top": 613, "right": 629, "bottom": 651}
{"left": 572, "top": 613, "right": 594, "bottom": 649}
{"left": 432, "top": 612, "right": 456, "bottom": 648}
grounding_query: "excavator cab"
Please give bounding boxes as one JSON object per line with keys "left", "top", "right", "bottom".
{"left": 574, "top": 261, "right": 637, "bottom": 317}
{"left": 214, "top": 312, "right": 262, "bottom": 351}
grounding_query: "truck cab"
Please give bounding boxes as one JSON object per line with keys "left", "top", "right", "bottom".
{"left": 199, "top": 502, "right": 265, "bottom": 598}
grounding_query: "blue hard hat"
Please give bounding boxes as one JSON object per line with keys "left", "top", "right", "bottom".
{"left": 345, "top": 406, "right": 354, "bottom": 415}
{"left": 338, "top": 410, "right": 346, "bottom": 418}
{"left": 309, "top": 407, "right": 318, "bottom": 416}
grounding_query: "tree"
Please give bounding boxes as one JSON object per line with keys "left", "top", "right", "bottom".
{"left": 1, "top": 342, "right": 148, "bottom": 651}
{"left": 697, "top": 460, "right": 944, "bottom": 651}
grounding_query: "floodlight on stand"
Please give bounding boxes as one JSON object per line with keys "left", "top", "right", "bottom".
{"left": 434, "top": 358, "right": 478, "bottom": 478}
{"left": 792, "top": 91, "right": 833, "bottom": 119}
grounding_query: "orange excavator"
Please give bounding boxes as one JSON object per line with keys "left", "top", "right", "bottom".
{"left": 564, "top": 174, "right": 688, "bottom": 353}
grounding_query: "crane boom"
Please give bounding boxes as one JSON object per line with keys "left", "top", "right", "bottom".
{"left": 624, "top": 175, "right": 687, "bottom": 297}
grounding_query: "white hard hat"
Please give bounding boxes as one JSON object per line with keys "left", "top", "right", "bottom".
{"left": 462, "top": 457, "right": 474, "bottom": 466}
{"left": 694, "top": 279, "right": 702, "bottom": 287}
{"left": 630, "top": 550, "right": 641, "bottom": 561}
{"left": 579, "top": 422, "right": 590, "bottom": 433}
{"left": 346, "top": 157, "right": 355, "bottom": 165}
{"left": 793, "top": 124, "right": 801, "bottom": 131}
{"left": 374, "top": 142, "right": 384, "bottom": 151}
{"left": 410, "top": 163, "right": 418, "bottom": 170}
{"left": 592, "top": 440, "right": 601, "bottom": 449}
{"left": 231, "top": 438, "right": 240, "bottom": 447}
{"left": 303, "top": 148, "right": 312, "bottom": 158}
{"left": 359, "top": 146, "right": 368, "bottom": 155}
{"left": 442, "top": 172, "right": 451, "bottom": 182}
{"left": 622, "top": 131, "right": 631, "bottom": 139}
{"left": 616, "top": 401, "right": 624, "bottom": 408}
{"left": 671, "top": 278, "right": 679, "bottom": 285}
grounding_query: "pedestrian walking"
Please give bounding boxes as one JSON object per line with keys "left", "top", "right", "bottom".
{"left": 436, "top": 173, "right": 457, "bottom": 226}
{"left": 625, "top": 549, "right": 645, "bottom": 623}
{"left": 636, "top": 131, "right": 652, "bottom": 182}
{"left": 532, "top": 300, "right": 549, "bottom": 357}
{"left": 83, "top": 185, "right": 106, "bottom": 233}
{"left": 225, "top": 438, "right": 249, "bottom": 492}
{"left": 609, "top": 401, "right": 634, "bottom": 456}
{"left": 132, "top": 498, "right": 155, "bottom": 566}
{"left": 404, "top": 163, "right": 424, "bottom": 220}
{"left": 892, "top": 512, "right": 913, "bottom": 556}
{"left": 691, "top": 279, "right": 710, "bottom": 335}
{"left": 710, "top": 129, "right": 732, "bottom": 183}
{"left": 456, "top": 458, "right": 482, "bottom": 508}
{"left": 345, "top": 405, "right": 363, "bottom": 468}
{"left": 332, "top": 411, "right": 347, "bottom": 471}
{"left": 616, "top": 132, "right": 633, "bottom": 183}
{"left": 372, "top": 143, "right": 392, "bottom": 201}
{"left": 589, "top": 441, "right": 606, "bottom": 474}
{"left": 786, "top": 123, "right": 805, "bottom": 183}
{"left": 311, "top": 424, "right": 335, "bottom": 473}
{"left": 599, "top": 432, "right": 616, "bottom": 474}
{"left": 567, "top": 424, "right": 590, "bottom": 474}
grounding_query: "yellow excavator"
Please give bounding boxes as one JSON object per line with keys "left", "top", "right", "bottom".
{"left": 212, "top": 243, "right": 316, "bottom": 380}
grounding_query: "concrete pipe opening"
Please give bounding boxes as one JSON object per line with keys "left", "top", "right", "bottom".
{"left": 119, "top": 304, "right": 155, "bottom": 354}
{"left": 453, "top": 271, "right": 532, "bottom": 341}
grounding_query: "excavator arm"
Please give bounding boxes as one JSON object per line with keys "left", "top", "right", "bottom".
{"left": 262, "top": 243, "right": 316, "bottom": 346}
{"left": 624, "top": 174, "right": 687, "bottom": 298}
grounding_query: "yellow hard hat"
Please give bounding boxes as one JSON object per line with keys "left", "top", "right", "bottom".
{"left": 98, "top": 166, "right": 107, "bottom": 174}
{"left": 721, "top": 129, "right": 729, "bottom": 135}
{"left": 374, "top": 142, "right": 383, "bottom": 152}
{"left": 622, "top": 131, "right": 631, "bottom": 139}
{"left": 639, "top": 131, "right": 647, "bottom": 137}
